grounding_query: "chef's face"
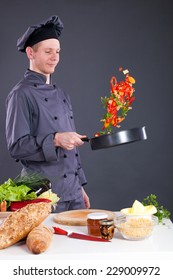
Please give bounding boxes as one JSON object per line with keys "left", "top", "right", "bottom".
{"left": 26, "top": 38, "right": 61, "bottom": 75}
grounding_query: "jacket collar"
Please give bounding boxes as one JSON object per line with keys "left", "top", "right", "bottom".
{"left": 24, "top": 69, "right": 48, "bottom": 84}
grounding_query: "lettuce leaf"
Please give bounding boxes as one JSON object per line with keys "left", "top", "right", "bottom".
{"left": 0, "top": 178, "right": 37, "bottom": 203}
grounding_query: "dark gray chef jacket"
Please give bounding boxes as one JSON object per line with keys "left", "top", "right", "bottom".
{"left": 6, "top": 69, "right": 87, "bottom": 202}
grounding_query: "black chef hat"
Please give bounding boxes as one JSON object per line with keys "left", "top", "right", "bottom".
{"left": 17, "top": 15, "right": 64, "bottom": 52}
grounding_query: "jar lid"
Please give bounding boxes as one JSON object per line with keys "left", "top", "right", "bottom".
{"left": 87, "top": 212, "right": 108, "bottom": 220}
{"left": 100, "top": 219, "right": 114, "bottom": 225}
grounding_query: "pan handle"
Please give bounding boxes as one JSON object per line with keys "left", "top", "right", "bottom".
{"left": 82, "top": 137, "right": 90, "bottom": 142}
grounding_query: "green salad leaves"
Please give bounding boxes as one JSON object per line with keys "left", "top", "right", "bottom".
{"left": 0, "top": 178, "right": 37, "bottom": 207}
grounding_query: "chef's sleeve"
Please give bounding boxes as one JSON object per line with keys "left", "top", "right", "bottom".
{"left": 6, "top": 90, "right": 57, "bottom": 162}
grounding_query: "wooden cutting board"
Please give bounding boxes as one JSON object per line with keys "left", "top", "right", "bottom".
{"left": 53, "top": 209, "right": 115, "bottom": 226}
{"left": 0, "top": 212, "right": 11, "bottom": 219}
{"left": 0, "top": 212, "right": 11, "bottom": 225}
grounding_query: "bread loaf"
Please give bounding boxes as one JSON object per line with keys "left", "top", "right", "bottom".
{"left": 0, "top": 202, "right": 51, "bottom": 249}
{"left": 26, "top": 224, "right": 53, "bottom": 254}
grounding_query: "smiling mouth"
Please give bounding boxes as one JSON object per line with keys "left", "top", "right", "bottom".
{"left": 48, "top": 64, "right": 56, "bottom": 67}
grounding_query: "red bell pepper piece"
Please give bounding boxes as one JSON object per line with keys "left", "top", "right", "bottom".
{"left": 10, "top": 198, "right": 51, "bottom": 211}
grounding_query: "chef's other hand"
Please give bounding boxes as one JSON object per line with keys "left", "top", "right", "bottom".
{"left": 82, "top": 187, "right": 90, "bottom": 209}
{"left": 54, "top": 132, "right": 87, "bottom": 150}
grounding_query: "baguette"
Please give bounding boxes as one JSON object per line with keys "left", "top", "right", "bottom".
{"left": 0, "top": 202, "right": 51, "bottom": 249}
{"left": 26, "top": 224, "right": 53, "bottom": 254}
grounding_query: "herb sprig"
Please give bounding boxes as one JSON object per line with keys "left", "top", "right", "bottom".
{"left": 142, "top": 194, "right": 171, "bottom": 223}
{"left": 14, "top": 172, "right": 50, "bottom": 188}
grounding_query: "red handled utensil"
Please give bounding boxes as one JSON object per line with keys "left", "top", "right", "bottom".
{"left": 53, "top": 226, "right": 110, "bottom": 242}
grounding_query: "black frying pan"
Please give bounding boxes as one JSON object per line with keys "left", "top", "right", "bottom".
{"left": 83, "top": 126, "right": 147, "bottom": 150}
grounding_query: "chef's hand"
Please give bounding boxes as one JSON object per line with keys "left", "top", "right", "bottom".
{"left": 82, "top": 187, "right": 90, "bottom": 209}
{"left": 54, "top": 132, "right": 87, "bottom": 150}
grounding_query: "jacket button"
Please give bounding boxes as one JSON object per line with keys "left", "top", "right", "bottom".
{"left": 34, "top": 84, "right": 37, "bottom": 87}
{"left": 63, "top": 99, "right": 66, "bottom": 103}
{"left": 75, "top": 153, "right": 78, "bottom": 157}
{"left": 54, "top": 116, "right": 58, "bottom": 120}
{"left": 45, "top": 98, "right": 48, "bottom": 102}
{"left": 64, "top": 154, "right": 67, "bottom": 158}
{"left": 70, "top": 116, "right": 73, "bottom": 119}
{"left": 64, "top": 174, "right": 67, "bottom": 178}
{"left": 75, "top": 172, "right": 78, "bottom": 176}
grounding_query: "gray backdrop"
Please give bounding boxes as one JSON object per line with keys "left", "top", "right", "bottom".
{"left": 1, "top": 0, "right": 173, "bottom": 217}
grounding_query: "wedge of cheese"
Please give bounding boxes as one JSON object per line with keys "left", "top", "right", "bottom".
{"left": 120, "top": 200, "right": 157, "bottom": 215}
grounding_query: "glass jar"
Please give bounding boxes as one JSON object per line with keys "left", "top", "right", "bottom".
{"left": 100, "top": 219, "right": 115, "bottom": 240}
{"left": 87, "top": 212, "right": 108, "bottom": 236}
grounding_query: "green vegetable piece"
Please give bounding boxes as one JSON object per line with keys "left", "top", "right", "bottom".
{"left": 142, "top": 194, "right": 171, "bottom": 223}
